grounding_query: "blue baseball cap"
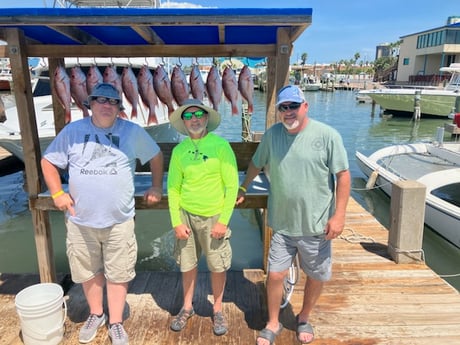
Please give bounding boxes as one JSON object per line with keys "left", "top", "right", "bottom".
{"left": 275, "top": 85, "right": 305, "bottom": 106}
{"left": 84, "top": 83, "right": 124, "bottom": 110}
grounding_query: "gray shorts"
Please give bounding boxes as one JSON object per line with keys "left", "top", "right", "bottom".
{"left": 65, "top": 218, "right": 137, "bottom": 284}
{"left": 174, "top": 209, "right": 232, "bottom": 273}
{"left": 268, "top": 231, "right": 332, "bottom": 281}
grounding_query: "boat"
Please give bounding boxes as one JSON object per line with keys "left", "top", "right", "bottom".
{"left": 356, "top": 141, "right": 460, "bottom": 248}
{"left": 301, "top": 77, "right": 321, "bottom": 92}
{"left": 0, "top": 57, "right": 181, "bottom": 161}
{"left": 357, "top": 63, "right": 460, "bottom": 118}
{"left": 0, "top": 58, "right": 12, "bottom": 91}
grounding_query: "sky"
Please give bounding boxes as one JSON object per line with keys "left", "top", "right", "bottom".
{"left": 0, "top": 0, "right": 459, "bottom": 64}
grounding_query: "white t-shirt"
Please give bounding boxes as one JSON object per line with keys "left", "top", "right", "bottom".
{"left": 44, "top": 116, "right": 160, "bottom": 228}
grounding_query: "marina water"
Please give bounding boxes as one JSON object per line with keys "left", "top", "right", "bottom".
{"left": 1, "top": 89, "right": 459, "bottom": 291}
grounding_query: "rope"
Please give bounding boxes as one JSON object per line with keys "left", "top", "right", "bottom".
{"left": 338, "top": 227, "right": 376, "bottom": 243}
{"left": 387, "top": 243, "right": 425, "bottom": 262}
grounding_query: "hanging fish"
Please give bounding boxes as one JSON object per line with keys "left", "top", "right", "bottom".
{"left": 153, "top": 64, "right": 175, "bottom": 117}
{"left": 222, "top": 66, "right": 239, "bottom": 116}
{"left": 206, "top": 65, "right": 222, "bottom": 111}
{"left": 171, "top": 65, "right": 190, "bottom": 106}
{"left": 86, "top": 64, "right": 103, "bottom": 95}
{"left": 53, "top": 65, "right": 72, "bottom": 123}
{"left": 69, "top": 66, "right": 90, "bottom": 117}
{"left": 238, "top": 65, "right": 254, "bottom": 114}
{"left": 137, "top": 65, "right": 159, "bottom": 125}
{"left": 121, "top": 66, "right": 139, "bottom": 119}
{"left": 189, "top": 64, "right": 206, "bottom": 101}
{"left": 103, "top": 65, "right": 128, "bottom": 119}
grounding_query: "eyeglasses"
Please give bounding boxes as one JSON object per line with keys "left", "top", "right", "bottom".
{"left": 93, "top": 96, "right": 120, "bottom": 105}
{"left": 278, "top": 102, "right": 302, "bottom": 112}
{"left": 182, "top": 110, "right": 207, "bottom": 120}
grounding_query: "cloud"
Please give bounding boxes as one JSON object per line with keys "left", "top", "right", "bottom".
{"left": 160, "top": 1, "right": 208, "bottom": 8}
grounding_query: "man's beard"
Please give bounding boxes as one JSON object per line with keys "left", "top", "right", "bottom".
{"left": 282, "top": 119, "right": 300, "bottom": 130}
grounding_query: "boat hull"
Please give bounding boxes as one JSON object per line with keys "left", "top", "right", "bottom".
{"left": 356, "top": 143, "right": 460, "bottom": 248}
{"left": 360, "top": 89, "right": 458, "bottom": 117}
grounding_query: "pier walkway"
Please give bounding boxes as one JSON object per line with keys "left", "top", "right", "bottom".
{"left": 1, "top": 198, "right": 460, "bottom": 344}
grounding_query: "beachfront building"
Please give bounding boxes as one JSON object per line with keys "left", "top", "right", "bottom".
{"left": 396, "top": 16, "right": 460, "bottom": 84}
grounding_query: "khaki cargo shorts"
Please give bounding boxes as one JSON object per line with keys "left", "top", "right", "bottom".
{"left": 174, "top": 209, "right": 232, "bottom": 273}
{"left": 65, "top": 218, "right": 137, "bottom": 284}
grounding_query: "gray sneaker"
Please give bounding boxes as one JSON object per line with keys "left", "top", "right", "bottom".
{"left": 79, "top": 313, "right": 107, "bottom": 343}
{"left": 108, "top": 323, "right": 129, "bottom": 345}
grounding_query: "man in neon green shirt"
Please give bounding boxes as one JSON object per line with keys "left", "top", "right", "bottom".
{"left": 167, "top": 99, "right": 239, "bottom": 336}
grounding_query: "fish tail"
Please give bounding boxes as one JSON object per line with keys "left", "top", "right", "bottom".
{"left": 119, "top": 110, "right": 129, "bottom": 119}
{"left": 131, "top": 107, "right": 138, "bottom": 119}
{"left": 231, "top": 103, "right": 239, "bottom": 116}
{"left": 65, "top": 109, "right": 71, "bottom": 124}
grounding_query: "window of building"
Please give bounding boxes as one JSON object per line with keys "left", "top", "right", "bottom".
{"left": 403, "top": 58, "right": 410, "bottom": 65}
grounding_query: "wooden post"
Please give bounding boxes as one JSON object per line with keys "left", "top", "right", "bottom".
{"left": 7, "top": 28, "right": 56, "bottom": 282}
{"left": 413, "top": 90, "right": 421, "bottom": 120}
{"left": 388, "top": 180, "right": 426, "bottom": 263}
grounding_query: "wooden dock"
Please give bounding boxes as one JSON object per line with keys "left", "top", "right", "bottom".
{"left": 1, "top": 197, "right": 460, "bottom": 344}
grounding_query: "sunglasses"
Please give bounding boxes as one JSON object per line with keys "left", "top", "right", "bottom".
{"left": 93, "top": 96, "right": 120, "bottom": 105}
{"left": 182, "top": 110, "right": 207, "bottom": 120}
{"left": 278, "top": 102, "right": 302, "bottom": 112}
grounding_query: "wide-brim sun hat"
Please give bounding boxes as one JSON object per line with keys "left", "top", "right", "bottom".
{"left": 170, "top": 99, "right": 221, "bottom": 135}
{"left": 83, "top": 82, "right": 125, "bottom": 110}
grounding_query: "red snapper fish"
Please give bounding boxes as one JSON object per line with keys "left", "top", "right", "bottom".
{"left": 153, "top": 65, "right": 175, "bottom": 117}
{"left": 238, "top": 65, "right": 254, "bottom": 114}
{"left": 121, "top": 66, "right": 139, "bottom": 119}
{"left": 69, "top": 66, "right": 90, "bottom": 117}
{"left": 53, "top": 65, "right": 72, "bottom": 123}
{"left": 222, "top": 66, "right": 239, "bottom": 116}
{"left": 171, "top": 65, "right": 190, "bottom": 106}
{"left": 189, "top": 64, "right": 206, "bottom": 101}
{"left": 103, "top": 65, "right": 128, "bottom": 119}
{"left": 137, "top": 65, "right": 159, "bottom": 125}
{"left": 86, "top": 64, "right": 103, "bottom": 95}
{"left": 206, "top": 65, "right": 222, "bottom": 111}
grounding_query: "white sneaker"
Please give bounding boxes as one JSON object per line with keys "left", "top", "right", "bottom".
{"left": 79, "top": 313, "right": 106, "bottom": 343}
{"left": 108, "top": 323, "right": 129, "bottom": 345}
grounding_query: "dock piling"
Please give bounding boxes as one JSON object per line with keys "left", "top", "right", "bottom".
{"left": 388, "top": 180, "right": 426, "bottom": 263}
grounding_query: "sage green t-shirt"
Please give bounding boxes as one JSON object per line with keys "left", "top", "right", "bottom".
{"left": 252, "top": 119, "right": 349, "bottom": 236}
{"left": 167, "top": 132, "right": 239, "bottom": 227}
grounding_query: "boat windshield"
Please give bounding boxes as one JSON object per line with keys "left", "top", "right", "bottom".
{"left": 431, "top": 182, "right": 460, "bottom": 207}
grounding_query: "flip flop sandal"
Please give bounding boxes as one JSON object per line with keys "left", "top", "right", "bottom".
{"left": 296, "top": 319, "right": 314, "bottom": 344}
{"left": 256, "top": 323, "right": 283, "bottom": 345}
{"left": 170, "top": 308, "right": 195, "bottom": 331}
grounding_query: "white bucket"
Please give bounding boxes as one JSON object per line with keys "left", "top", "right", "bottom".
{"left": 15, "top": 283, "right": 67, "bottom": 345}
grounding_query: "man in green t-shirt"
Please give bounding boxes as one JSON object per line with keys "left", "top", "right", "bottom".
{"left": 237, "top": 85, "right": 351, "bottom": 345}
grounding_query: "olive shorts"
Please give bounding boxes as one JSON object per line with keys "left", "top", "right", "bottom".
{"left": 65, "top": 218, "right": 137, "bottom": 284}
{"left": 174, "top": 209, "right": 232, "bottom": 273}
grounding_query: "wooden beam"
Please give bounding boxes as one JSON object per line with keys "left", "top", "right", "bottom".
{"left": 6, "top": 28, "right": 56, "bottom": 283}
{"left": 131, "top": 25, "right": 165, "bottom": 44}
{"left": 21, "top": 44, "right": 276, "bottom": 58}
{"left": 47, "top": 25, "right": 104, "bottom": 45}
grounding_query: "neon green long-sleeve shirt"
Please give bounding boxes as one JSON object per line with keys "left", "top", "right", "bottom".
{"left": 167, "top": 133, "right": 239, "bottom": 227}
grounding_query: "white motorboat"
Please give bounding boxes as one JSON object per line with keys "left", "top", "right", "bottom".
{"left": 0, "top": 57, "right": 181, "bottom": 161}
{"left": 301, "top": 78, "right": 321, "bottom": 92}
{"left": 356, "top": 141, "right": 460, "bottom": 248}
{"left": 357, "top": 63, "right": 460, "bottom": 118}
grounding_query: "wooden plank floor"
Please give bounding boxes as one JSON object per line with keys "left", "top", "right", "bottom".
{"left": 1, "top": 198, "right": 460, "bottom": 344}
